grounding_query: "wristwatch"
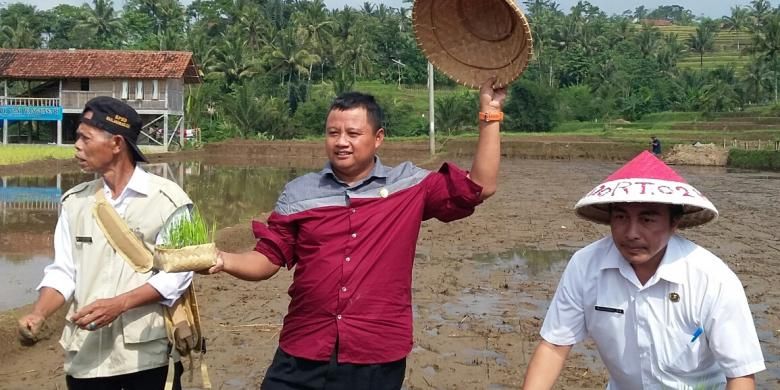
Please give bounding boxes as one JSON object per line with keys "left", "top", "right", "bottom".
{"left": 478, "top": 111, "right": 504, "bottom": 122}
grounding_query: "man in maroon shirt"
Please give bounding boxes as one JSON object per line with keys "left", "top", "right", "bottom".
{"left": 208, "top": 79, "right": 506, "bottom": 389}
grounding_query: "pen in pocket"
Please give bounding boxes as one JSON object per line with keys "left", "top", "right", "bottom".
{"left": 594, "top": 306, "right": 624, "bottom": 314}
{"left": 690, "top": 326, "right": 703, "bottom": 343}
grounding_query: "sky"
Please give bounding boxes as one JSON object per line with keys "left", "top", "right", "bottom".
{"left": 8, "top": 0, "right": 762, "bottom": 19}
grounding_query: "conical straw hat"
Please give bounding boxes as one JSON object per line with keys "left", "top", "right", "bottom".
{"left": 413, "top": 0, "right": 534, "bottom": 88}
{"left": 574, "top": 151, "right": 718, "bottom": 229}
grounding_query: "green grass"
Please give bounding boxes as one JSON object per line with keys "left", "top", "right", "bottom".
{"left": 0, "top": 145, "right": 74, "bottom": 166}
{"left": 355, "top": 81, "right": 467, "bottom": 114}
{"left": 727, "top": 149, "right": 780, "bottom": 170}
{"left": 160, "top": 210, "right": 216, "bottom": 249}
{"left": 657, "top": 25, "right": 754, "bottom": 72}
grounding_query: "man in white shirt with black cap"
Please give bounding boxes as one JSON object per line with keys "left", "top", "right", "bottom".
{"left": 17, "top": 96, "right": 192, "bottom": 390}
{"left": 522, "top": 151, "right": 765, "bottom": 389}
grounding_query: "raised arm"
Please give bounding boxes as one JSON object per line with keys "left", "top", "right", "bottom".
{"left": 469, "top": 78, "right": 507, "bottom": 200}
{"left": 522, "top": 340, "right": 573, "bottom": 390}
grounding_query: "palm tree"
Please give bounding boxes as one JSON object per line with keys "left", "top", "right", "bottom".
{"left": 435, "top": 92, "right": 473, "bottom": 136}
{"left": 750, "top": 13, "right": 780, "bottom": 102}
{"left": 206, "top": 35, "right": 261, "bottom": 88}
{"left": 635, "top": 24, "right": 662, "bottom": 58}
{"left": 700, "top": 78, "right": 738, "bottom": 113}
{"left": 0, "top": 20, "right": 38, "bottom": 48}
{"left": 77, "top": 0, "right": 123, "bottom": 48}
{"left": 361, "top": 2, "right": 375, "bottom": 16}
{"left": 238, "top": 3, "right": 270, "bottom": 51}
{"left": 292, "top": 0, "right": 334, "bottom": 83}
{"left": 265, "top": 28, "right": 321, "bottom": 98}
{"left": 336, "top": 33, "right": 373, "bottom": 82}
{"left": 749, "top": 0, "right": 772, "bottom": 28}
{"left": 657, "top": 33, "right": 685, "bottom": 72}
{"left": 742, "top": 57, "right": 770, "bottom": 103}
{"left": 687, "top": 21, "right": 716, "bottom": 70}
{"left": 722, "top": 6, "right": 749, "bottom": 52}
{"left": 222, "top": 82, "right": 289, "bottom": 138}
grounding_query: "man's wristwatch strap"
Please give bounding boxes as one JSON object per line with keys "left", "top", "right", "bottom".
{"left": 478, "top": 111, "right": 504, "bottom": 122}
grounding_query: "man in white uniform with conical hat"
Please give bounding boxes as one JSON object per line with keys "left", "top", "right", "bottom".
{"left": 522, "top": 151, "right": 765, "bottom": 389}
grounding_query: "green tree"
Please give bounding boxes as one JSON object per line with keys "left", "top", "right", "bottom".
{"left": 41, "top": 5, "right": 92, "bottom": 48}
{"left": 504, "top": 80, "right": 559, "bottom": 132}
{"left": 635, "top": 24, "right": 662, "bottom": 58}
{"left": 722, "top": 6, "right": 750, "bottom": 52}
{"left": 687, "top": 20, "right": 716, "bottom": 70}
{"left": 265, "top": 27, "right": 321, "bottom": 101}
{"left": 0, "top": 19, "right": 38, "bottom": 48}
{"left": 206, "top": 35, "right": 261, "bottom": 88}
{"left": 750, "top": 13, "right": 780, "bottom": 102}
{"left": 0, "top": 3, "right": 43, "bottom": 48}
{"left": 434, "top": 91, "right": 476, "bottom": 135}
{"left": 77, "top": 0, "right": 123, "bottom": 48}
{"left": 742, "top": 57, "right": 771, "bottom": 103}
{"left": 221, "top": 79, "right": 290, "bottom": 139}
{"left": 647, "top": 5, "right": 695, "bottom": 25}
{"left": 749, "top": 0, "right": 772, "bottom": 28}
{"left": 124, "top": 0, "right": 187, "bottom": 50}
{"left": 657, "top": 33, "right": 685, "bottom": 72}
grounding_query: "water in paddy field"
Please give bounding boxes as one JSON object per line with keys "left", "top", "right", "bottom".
{"left": 0, "top": 160, "right": 312, "bottom": 310}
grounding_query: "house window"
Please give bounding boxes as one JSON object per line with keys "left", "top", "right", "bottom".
{"left": 121, "top": 80, "right": 129, "bottom": 99}
{"left": 80, "top": 78, "right": 89, "bottom": 91}
{"left": 136, "top": 81, "right": 144, "bottom": 100}
{"left": 152, "top": 80, "right": 159, "bottom": 100}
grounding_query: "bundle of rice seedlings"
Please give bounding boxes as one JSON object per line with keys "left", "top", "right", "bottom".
{"left": 155, "top": 209, "right": 218, "bottom": 272}
{"left": 160, "top": 210, "right": 215, "bottom": 249}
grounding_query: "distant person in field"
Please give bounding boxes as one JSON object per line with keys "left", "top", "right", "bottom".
{"left": 650, "top": 136, "right": 662, "bottom": 156}
{"left": 522, "top": 151, "right": 765, "bottom": 389}
{"left": 206, "top": 78, "right": 507, "bottom": 389}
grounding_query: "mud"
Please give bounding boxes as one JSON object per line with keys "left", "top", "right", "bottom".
{"left": 0, "top": 141, "right": 778, "bottom": 389}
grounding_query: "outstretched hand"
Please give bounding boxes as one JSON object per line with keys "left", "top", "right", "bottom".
{"left": 202, "top": 250, "right": 225, "bottom": 275}
{"left": 479, "top": 77, "right": 508, "bottom": 112}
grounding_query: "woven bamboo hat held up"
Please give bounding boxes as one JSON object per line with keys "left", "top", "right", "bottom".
{"left": 413, "top": 0, "right": 533, "bottom": 88}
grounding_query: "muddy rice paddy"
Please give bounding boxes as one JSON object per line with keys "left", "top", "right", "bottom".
{"left": 0, "top": 140, "right": 778, "bottom": 389}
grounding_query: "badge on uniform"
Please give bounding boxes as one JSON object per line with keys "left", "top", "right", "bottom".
{"left": 669, "top": 292, "right": 680, "bottom": 302}
{"left": 379, "top": 188, "right": 389, "bottom": 198}
{"left": 76, "top": 236, "right": 93, "bottom": 243}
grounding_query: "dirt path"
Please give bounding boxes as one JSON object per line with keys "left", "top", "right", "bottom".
{"left": 1, "top": 156, "right": 778, "bottom": 389}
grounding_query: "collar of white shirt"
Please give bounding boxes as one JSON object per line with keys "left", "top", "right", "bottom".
{"left": 597, "top": 235, "right": 687, "bottom": 288}
{"left": 101, "top": 165, "right": 150, "bottom": 205}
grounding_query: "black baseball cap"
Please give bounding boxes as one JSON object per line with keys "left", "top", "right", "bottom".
{"left": 80, "top": 96, "right": 148, "bottom": 163}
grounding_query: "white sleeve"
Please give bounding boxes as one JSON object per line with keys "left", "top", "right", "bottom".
{"left": 704, "top": 274, "right": 766, "bottom": 378}
{"left": 147, "top": 271, "right": 192, "bottom": 307}
{"left": 149, "top": 205, "right": 193, "bottom": 307}
{"left": 540, "top": 255, "right": 587, "bottom": 346}
{"left": 37, "top": 210, "right": 76, "bottom": 300}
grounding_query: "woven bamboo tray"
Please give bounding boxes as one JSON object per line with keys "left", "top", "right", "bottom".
{"left": 154, "top": 243, "right": 217, "bottom": 273}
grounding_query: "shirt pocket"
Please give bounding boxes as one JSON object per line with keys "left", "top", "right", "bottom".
{"left": 121, "top": 304, "right": 168, "bottom": 344}
{"left": 59, "top": 322, "right": 87, "bottom": 352}
{"left": 658, "top": 326, "right": 707, "bottom": 375}
{"left": 587, "top": 286, "right": 629, "bottom": 335}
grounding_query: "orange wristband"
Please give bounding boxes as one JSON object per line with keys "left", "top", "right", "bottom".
{"left": 478, "top": 111, "right": 504, "bottom": 122}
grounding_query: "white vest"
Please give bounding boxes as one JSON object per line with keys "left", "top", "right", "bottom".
{"left": 58, "top": 175, "right": 191, "bottom": 378}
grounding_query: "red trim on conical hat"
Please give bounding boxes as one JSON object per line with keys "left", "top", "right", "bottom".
{"left": 605, "top": 151, "right": 687, "bottom": 183}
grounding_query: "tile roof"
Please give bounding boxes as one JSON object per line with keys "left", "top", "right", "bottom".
{"left": 0, "top": 49, "right": 201, "bottom": 83}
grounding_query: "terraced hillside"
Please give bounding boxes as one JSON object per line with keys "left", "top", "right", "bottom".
{"left": 658, "top": 25, "right": 753, "bottom": 72}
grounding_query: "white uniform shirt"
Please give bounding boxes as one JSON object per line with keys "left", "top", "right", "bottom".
{"left": 38, "top": 165, "right": 192, "bottom": 306}
{"left": 541, "top": 235, "right": 765, "bottom": 389}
